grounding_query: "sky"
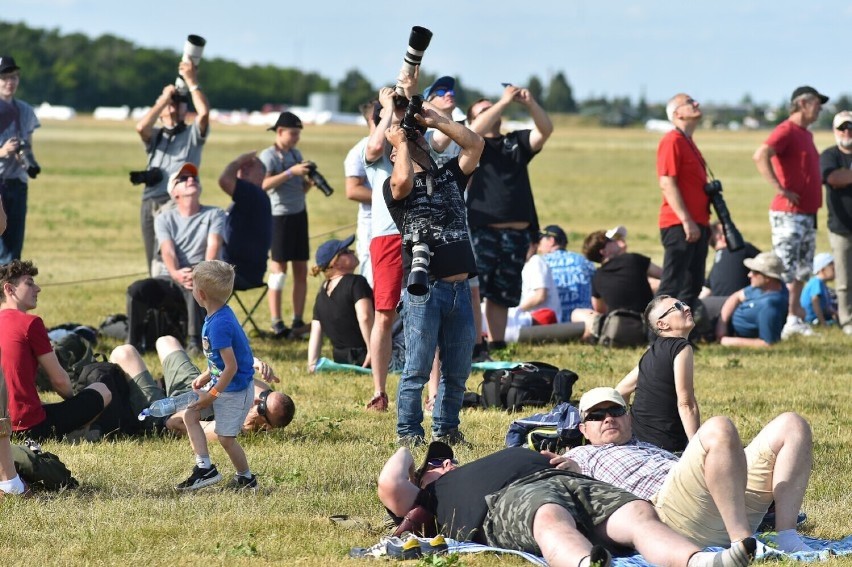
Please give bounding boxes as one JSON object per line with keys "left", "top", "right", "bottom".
{"left": 4, "top": 0, "right": 852, "bottom": 106}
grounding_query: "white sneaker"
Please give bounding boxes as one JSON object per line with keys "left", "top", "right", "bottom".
{"left": 781, "top": 318, "right": 816, "bottom": 340}
{"left": 844, "top": 325, "right": 852, "bottom": 336}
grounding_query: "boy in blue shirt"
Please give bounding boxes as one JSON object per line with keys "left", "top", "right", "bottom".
{"left": 801, "top": 253, "right": 837, "bottom": 326}
{"left": 175, "top": 260, "right": 258, "bottom": 491}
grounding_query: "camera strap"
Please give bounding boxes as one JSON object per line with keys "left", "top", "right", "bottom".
{"left": 676, "top": 127, "right": 716, "bottom": 181}
{"left": 12, "top": 99, "right": 25, "bottom": 141}
{"left": 408, "top": 136, "right": 439, "bottom": 195}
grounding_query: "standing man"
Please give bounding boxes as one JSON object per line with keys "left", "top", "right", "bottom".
{"left": 135, "top": 59, "right": 209, "bottom": 274}
{"left": 656, "top": 93, "right": 711, "bottom": 313}
{"left": 0, "top": 56, "right": 40, "bottom": 264}
{"left": 753, "top": 86, "right": 827, "bottom": 339}
{"left": 260, "top": 112, "right": 313, "bottom": 338}
{"left": 819, "top": 110, "right": 852, "bottom": 335}
{"left": 538, "top": 224, "right": 596, "bottom": 323}
{"left": 466, "top": 85, "right": 553, "bottom": 351}
{"left": 384, "top": 106, "right": 484, "bottom": 447}
{"left": 344, "top": 101, "right": 378, "bottom": 287}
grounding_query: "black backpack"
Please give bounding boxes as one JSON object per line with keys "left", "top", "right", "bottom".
{"left": 480, "top": 362, "right": 579, "bottom": 412}
{"left": 11, "top": 442, "right": 79, "bottom": 491}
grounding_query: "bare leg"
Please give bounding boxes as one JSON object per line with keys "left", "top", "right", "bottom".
{"left": 155, "top": 334, "right": 185, "bottom": 361}
{"left": 532, "top": 503, "right": 593, "bottom": 567}
{"left": 219, "top": 435, "right": 249, "bottom": 474}
{"left": 787, "top": 280, "right": 805, "bottom": 320}
{"left": 370, "top": 309, "right": 395, "bottom": 396}
{"left": 267, "top": 261, "right": 287, "bottom": 323}
{"left": 484, "top": 299, "right": 509, "bottom": 343}
{"left": 291, "top": 260, "right": 308, "bottom": 322}
{"left": 0, "top": 436, "right": 17, "bottom": 482}
{"left": 183, "top": 407, "right": 210, "bottom": 460}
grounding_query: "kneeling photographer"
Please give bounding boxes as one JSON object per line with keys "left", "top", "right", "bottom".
{"left": 134, "top": 45, "right": 210, "bottom": 275}
{"left": 383, "top": 100, "right": 484, "bottom": 447}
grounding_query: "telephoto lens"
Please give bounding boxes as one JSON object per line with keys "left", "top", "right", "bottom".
{"left": 402, "top": 27, "right": 433, "bottom": 73}
{"left": 407, "top": 241, "right": 431, "bottom": 296}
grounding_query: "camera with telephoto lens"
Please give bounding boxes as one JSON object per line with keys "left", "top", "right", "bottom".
{"left": 304, "top": 161, "right": 334, "bottom": 197}
{"left": 395, "top": 26, "right": 433, "bottom": 97}
{"left": 403, "top": 223, "right": 441, "bottom": 296}
{"left": 129, "top": 167, "right": 164, "bottom": 187}
{"left": 401, "top": 95, "right": 426, "bottom": 140}
{"left": 704, "top": 180, "right": 744, "bottom": 252}
{"left": 174, "top": 35, "right": 206, "bottom": 101}
{"left": 16, "top": 140, "right": 40, "bottom": 179}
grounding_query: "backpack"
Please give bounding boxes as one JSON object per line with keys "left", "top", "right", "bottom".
{"left": 36, "top": 332, "right": 96, "bottom": 392}
{"left": 597, "top": 309, "right": 647, "bottom": 348}
{"left": 480, "top": 362, "right": 579, "bottom": 412}
{"left": 11, "top": 442, "right": 79, "bottom": 491}
{"left": 505, "top": 402, "right": 584, "bottom": 452}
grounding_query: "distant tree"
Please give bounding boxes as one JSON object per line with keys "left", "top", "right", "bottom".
{"left": 834, "top": 94, "right": 852, "bottom": 113}
{"left": 544, "top": 72, "right": 577, "bottom": 113}
{"left": 337, "top": 69, "right": 374, "bottom": 112}
{"left": 527, "top": 75, "right": 544, "bottom": 103}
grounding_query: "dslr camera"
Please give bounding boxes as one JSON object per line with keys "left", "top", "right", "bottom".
{"left": 16, "top": 140, "right": 41, "bottom": 179}
{"left": 400, "top": 95, "right": 426, "bottom": 140}
{"left": 704, "top": 180, "right": 744, "bottom": 252}
{"left": 129, "top": 167, "right": 164, "bottom": 187}
{"left": 403, "top": 222, "right": 441, "bottom": 296}
{"left": 303, "top": 161, "right": 334, "bottom": 197}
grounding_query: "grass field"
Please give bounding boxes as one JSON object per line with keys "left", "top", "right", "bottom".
{"left": 1, "top": 117, "right": 850, "bottom": 566}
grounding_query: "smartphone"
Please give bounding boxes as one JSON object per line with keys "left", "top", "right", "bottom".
{"left": 501, "top": 82, "right": 513, "bottom": 87}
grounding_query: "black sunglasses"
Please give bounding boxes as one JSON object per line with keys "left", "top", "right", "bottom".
{"left": 583, "top": 406, "right": 627, "bottom": 422}
{"left": 257, "top": 390, "right": 274, "bottom": 427}
{"left": 658, "top": 300, "right": 688, "bottom": 319}
{"left": 837, "top": 122, "right": 852, "bottom": 132}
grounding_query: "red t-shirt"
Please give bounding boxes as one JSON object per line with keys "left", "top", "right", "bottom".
{"left": 656, "top": 129, "right": 711, "bottom": 228}
{"left": 765, "top": 120, "right": 822, "bottom": 214}
{"left": 0, "top": 309, "right": 52, "bottom": 430}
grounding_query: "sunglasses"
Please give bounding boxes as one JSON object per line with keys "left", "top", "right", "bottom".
{"left": 658, "top": 300, "right": 688, "bottom": 319}
{"left": 837, "top": 122, "right": 852, "bottom": 132}
{"left": 425, "top": 458, "right": 458, "bottom": 469}
{"left": 583, "top": 406, "right": 627, "bottom": 422}
{"left": 257, "top": 390, "right": 275, "bottom": 427}
{"left": 433, "top": 88, "right": 454, "bottom": 98}
{"left": 176, "top": 174, "right": 197, "bottom": 183}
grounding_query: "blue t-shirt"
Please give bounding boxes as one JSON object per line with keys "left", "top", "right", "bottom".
{"left": 542, "top": 250, "right": 596, "bottom": 322}
{"left": 731, "top": 286, "right": 788, "bottom": 344}
{"left": 201, "top": 305, "right": 254, "bottom": 392}
{"left": 800, "top": 276, "right": 831, "bottom": 324}
{"left": 223, "top": 179, "right": 272, "bottom": 287}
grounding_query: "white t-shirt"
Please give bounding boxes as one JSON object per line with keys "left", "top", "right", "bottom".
{"left": 344, "top": 137, "right": 372, "bottom": 226}
{"left": 364, "top": 145, "right": 397, "bottom": 238}
{"left": 521, "top": 255, "right": 562, "bottom": 321}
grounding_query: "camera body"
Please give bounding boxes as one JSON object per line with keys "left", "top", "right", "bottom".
{"left": 403, "top": 224, "right": 440, "bottom": 296}
{"left": 16, "top": 140, "right": 40, "bottom": 179}
{"left": 304, "top": 161, "right": 334, "bottom": 197}
{"left": 704, "top": 179, "right": 744, "bottom": 252}
{"left": 129, "top": 167, "right": 164, "bottom": 187}
{"left": 401, "top": 95, "right": 426, "bottom": 140}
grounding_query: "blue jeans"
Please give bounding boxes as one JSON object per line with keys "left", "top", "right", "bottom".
{"left": 0, "top": 179, "right": 28, "bottom": 263}
{"left": 397, "top": 279, "right": 476, "bottom": 438}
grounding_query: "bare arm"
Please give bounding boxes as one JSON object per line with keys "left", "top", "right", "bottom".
{"left": 354, "top": 297, "right": 374, "bottom": 368}
{"left": 262, "top": 161, "right": 311, "bottom": 191}
{"left": 345, "top": 176, "right": 372, "bottom": 204}
{"left": 219, "top": 151, "right": 257, "bottom": 196}
{"left": 37, "top": 352, "right": 73, "bottom": 399}
{"left": 377, "top": 447, "right": 420, "bottom": 518}
{"left": 307, "top": 320, "right": 323, "bottom": 373}
{"left": 136, "top": 85, "right": 176, "bottom": 144}
{"left": 715, "top": 289, "right": 744, "bottom": 341}
{"left": 517, "top": 89, "right": 553, "bottom": 152}
{"left": 518, "top": 288, "right": 547, "bottom": 312}
{"left": 386, "top": 126, "right": 414, "bottom": 200}
{"left": 366, "top": 88, "right": 396, "bottom": 163}
{"left": 615, "top": 366, "right": 639, "bottom": 405}
{"left": 659, "top": 175, "right": 699, "bottom": 243}
{"left": 646, "top": 261, "right": 663, "bottom": 279}
{"left": 811, "top": 294, "right": 826, "bottom": 326}
{"left": 468, "top": 86, "right": 517, "bottom": 136}
{"left": 753, "top": 143, "right": 799, "bottom": 205}
{"left": 179, "top": 61, "right": 210, "bottom": 137}
{"left": 417, "top": 107, "right": 483, "bottom": 176}
{"left": 592, "top": 296, "right": 607, "bottom": 314}
{"left": 673, "top": 346, "right": 700, "bottom": 439}
{"left": 205, "top": 233, "right": 222, "bottom": 261}
{"left": 826, "top": 168, "right": 852, "bottom": 188}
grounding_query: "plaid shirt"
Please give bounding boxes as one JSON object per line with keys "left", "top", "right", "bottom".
{"left": 566, "top": 437, "right": 676, "bottom": 500}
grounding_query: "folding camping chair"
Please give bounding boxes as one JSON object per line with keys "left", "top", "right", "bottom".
{"left": 229, "top": 275, "right": 268, "bottom": 335}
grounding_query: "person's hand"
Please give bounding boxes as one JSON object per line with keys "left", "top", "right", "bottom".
{"left": 188, "top": 388, "right": 214, "bottom": 410}
{"left": 385, "top": 125, "right": 408, "bottom": 149}
{"left": 500, "top": 84, "right": 521, "bottom": 105}
{"left": 172, "top": 267, "right": 194, "bottom": 290}
{"left": 541, "top": 450, "right": 581, "bottom": 472}
{"left": 378, "top": 87, "right": 396, "bottom": 110}
{"left": 515, "top": 88, "right": 535, "bottom": 106}
{"left": 178, "top": 60, "right": 198, "bottom": 85}
{"left": 415, "top": 106, "right": 448, "bottom": 129}
{"left": 682, "top": 219, "right": 700, "bottom": 243}
{"left": 159, "top": 84, "right": 177, "bottom": 102}
{"left": 253, "top": 357, "right": 280, "bottom": 383}
{"left": 779, "top": 188, "right": 800, "bottom": 206}
{"left": 396, "top": 66, "right": 419, "bottom": 98}
{"left": 288, "top": 162, "right": 312, "bottom": 177}
{"left": 0, "top": 137, "right": 19, "bottom": 158}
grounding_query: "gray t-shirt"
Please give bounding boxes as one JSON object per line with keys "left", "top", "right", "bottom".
{"left": 0, "top": 99, "right": 41, "bottom": 183}
{"left": 259, "top": 145, "right": 306, "bottom": 215}
{"left": 141, "top": 121, "right": 207, "bottom": 201}
{"left": 153, "top": 205, "right": 225, "bottom": 277}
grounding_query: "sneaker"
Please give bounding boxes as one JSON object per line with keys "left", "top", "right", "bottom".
{"left": 396, "top": 434, "right": 426, "bottom": 448}
{"left": 175, "top": 465, "right": 222, "bottom": 491}
{"left": 232, "top": 473, "right": 258, "bottom": 491}
{"left": 270, "top": 320, "right": 291, "bottom": 338}
{"left": 385, "top": 534, "right": 423, "bottom": 560}
{"left": 588, "top": 544, "right": 612, "bottom": 567}
{"left": 844, "top": 324, "right": 852, "bottom": 336}
{"left": 418, "top": 534, "right": 448, "bottom": 556}
{"left": 471, "top": 342, "right": 492, "bottom": 363}
{"left": 366, "top": 392, "right": 389, "bottom": 412}
{"left": 432, "top": 429, "right": 472, "bottom": 447}
{"left": 781, "top": 318, "right": 816, "bottom": 339}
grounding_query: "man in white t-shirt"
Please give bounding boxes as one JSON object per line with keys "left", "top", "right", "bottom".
{"left": 344, "top": 101, "right": 378, "bottom": 286}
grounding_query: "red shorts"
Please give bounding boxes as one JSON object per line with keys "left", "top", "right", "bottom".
{"left": 370, "top": 234, "right": 403, "bottom": 311}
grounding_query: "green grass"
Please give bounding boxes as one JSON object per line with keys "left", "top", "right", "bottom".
{"left": 2, "top": 117, "right": 851, "bottom": 565}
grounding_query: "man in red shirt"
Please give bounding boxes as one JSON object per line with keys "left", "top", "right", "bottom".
{"left": 753, "top": 86, "right": 827, "bottom": 339}
{"left": 656, "top": 93, "right": 711, "bottom": 312}
{"left": 0, "top": 260, "right": 111, "bottom": 440}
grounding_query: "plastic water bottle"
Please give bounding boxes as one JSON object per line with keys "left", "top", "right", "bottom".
{"left": 137, "top": 391, "right": 199, "bottom": 420}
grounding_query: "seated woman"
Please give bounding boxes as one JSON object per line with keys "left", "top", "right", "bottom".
{"left": 615, "top": 295, "right": 700, "bottom": 453}
{"left": 307, "top": 236, "right": 374, "bottom": 371}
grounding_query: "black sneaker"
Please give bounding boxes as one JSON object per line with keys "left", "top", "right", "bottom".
{"left": 175, "top": 465, "right": 222, "bottom": 491}
{"left": 396, "top": 434, "right": 426, "bottom": 448}
{"left": 271, "top": 320, "right": 290, "bottom": 338}
{"left": 432, "top": 429, "right": 471, "bottom": 447}
{"left": 232, "top": 473, "right": 258, "bottom": 491}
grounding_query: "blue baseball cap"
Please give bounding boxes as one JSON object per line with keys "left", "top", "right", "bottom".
{"left": 315, "top": 235, "right": 355, "bottom": 269}
{"left": 423, "top": 76, "right": 455, "bottom": 100}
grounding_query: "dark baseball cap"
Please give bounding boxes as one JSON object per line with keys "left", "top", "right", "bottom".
{"left": 790, "top": 86, "right": 828, "bottom": 104}
{"left": 0, "top": 56, "right": 21, "bottom": 74}
{"left": 414, "top": 441, "right": 455, "bottom": 485}
{"left": 315, "top": 235, "right": 355, "bottom": 270}
{"left": 541, "top": 225, "right": 568, "bottom": 247}
{"left": 268, "top": 111, "right": 304, "bottom": 131}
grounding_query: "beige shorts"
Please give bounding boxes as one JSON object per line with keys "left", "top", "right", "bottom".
{"left": 651, "top": 432, "right": 776, "bottom": 547}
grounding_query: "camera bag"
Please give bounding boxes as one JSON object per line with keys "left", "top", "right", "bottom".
{"left": 597, "top": 309, "right": 647, "bottom": 348}
{"left": 480, "top": 362, "right": 578, "bottom": 412}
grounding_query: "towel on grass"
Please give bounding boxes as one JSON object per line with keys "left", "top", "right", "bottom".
{"left": 314, "top": 357, "right": 519, "bottom": 375}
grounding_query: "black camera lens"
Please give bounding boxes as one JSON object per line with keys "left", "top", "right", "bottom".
{"left": 401, "top": 95, "right": 425, "bottom": 140}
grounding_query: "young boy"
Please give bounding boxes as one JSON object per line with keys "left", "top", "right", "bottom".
{"left": 801, "top": 252, "right": 838, "bottom": 326}
{"left": 175, "top": 260, "right": 257, "bottom": 491}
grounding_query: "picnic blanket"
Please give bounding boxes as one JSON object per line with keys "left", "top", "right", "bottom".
{"left": 314, "top": 357, "right": 518, "bottom": 375}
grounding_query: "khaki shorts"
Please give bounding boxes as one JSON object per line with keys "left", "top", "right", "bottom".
{"left": 651, "top": 433, "right": 776, "bottom": 547}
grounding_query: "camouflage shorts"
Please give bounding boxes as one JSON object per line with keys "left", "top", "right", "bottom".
{"left": 470, "top": 226, "right": 531, "bottom": 308}
{"left": 769, "top": 211, "right": 816, "bottom": 283}
{"left": 481, "top": 469, "right": 639, "bottom": 555}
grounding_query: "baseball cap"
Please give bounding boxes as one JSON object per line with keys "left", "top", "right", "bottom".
{"left": 167, "top": 162, "right": 199, "bottom": 196}
{"left": 414, "top": 441, "right": 455, "bottom": 485}
{"left": 605, "top": 225, "right": 628, "bottom": 241}
{"left": 790, "top": 86, "right": 828, "bottom": 104}
{"left": 0, "top": 56, "right": 20, "bottom": 75}
{"left": 743, "top": 251, "right": 785, "bottom": 281}
{"left": 315, "top": 235, "right": 355, "bottom": 270}
{"left": 833, "top": 111, "right": 852, "bottom": 130}
{"left": 813, "top": 252, "right": 834, "bottom": 274}
{"left": 578, "top": 387, "right": 627, "bottom": 420}
{"left": 531, "top": 308, "right": 557, "bottom": 326}
{"left": 540, "top": 225, "right": 568, "bottom": 247}
{"left": 267, "top": 111, "right": 303, "bottom": 131}
{"left": 423, "top": 76, "right": 455, "bottom": 100}
{"left": 451, "top": 107, "right": 467, "bottom": 123}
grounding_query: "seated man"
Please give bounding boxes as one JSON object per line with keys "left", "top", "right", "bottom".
{"left": 716, "top": 252, "right": 788, "bottom": 347}
{"left": 379, "top": 442, "right": 755, "bottom": 567}
{"left": 126, "top": 163, "right": 225, "bottom": 355}
{"left": 0, "top": 260, "right": 112, "bottom": 441}
{"left": 555, "top": 387, "right": 812, "bottom": 553}
{"left": 109, "top": 336, "right": 294, "bottom": 439}
{"left": 538, "top": 225, "right": 596, "bottom": 323}
{"left": 700, "top": 221, "right": 760, "bottom": 322}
